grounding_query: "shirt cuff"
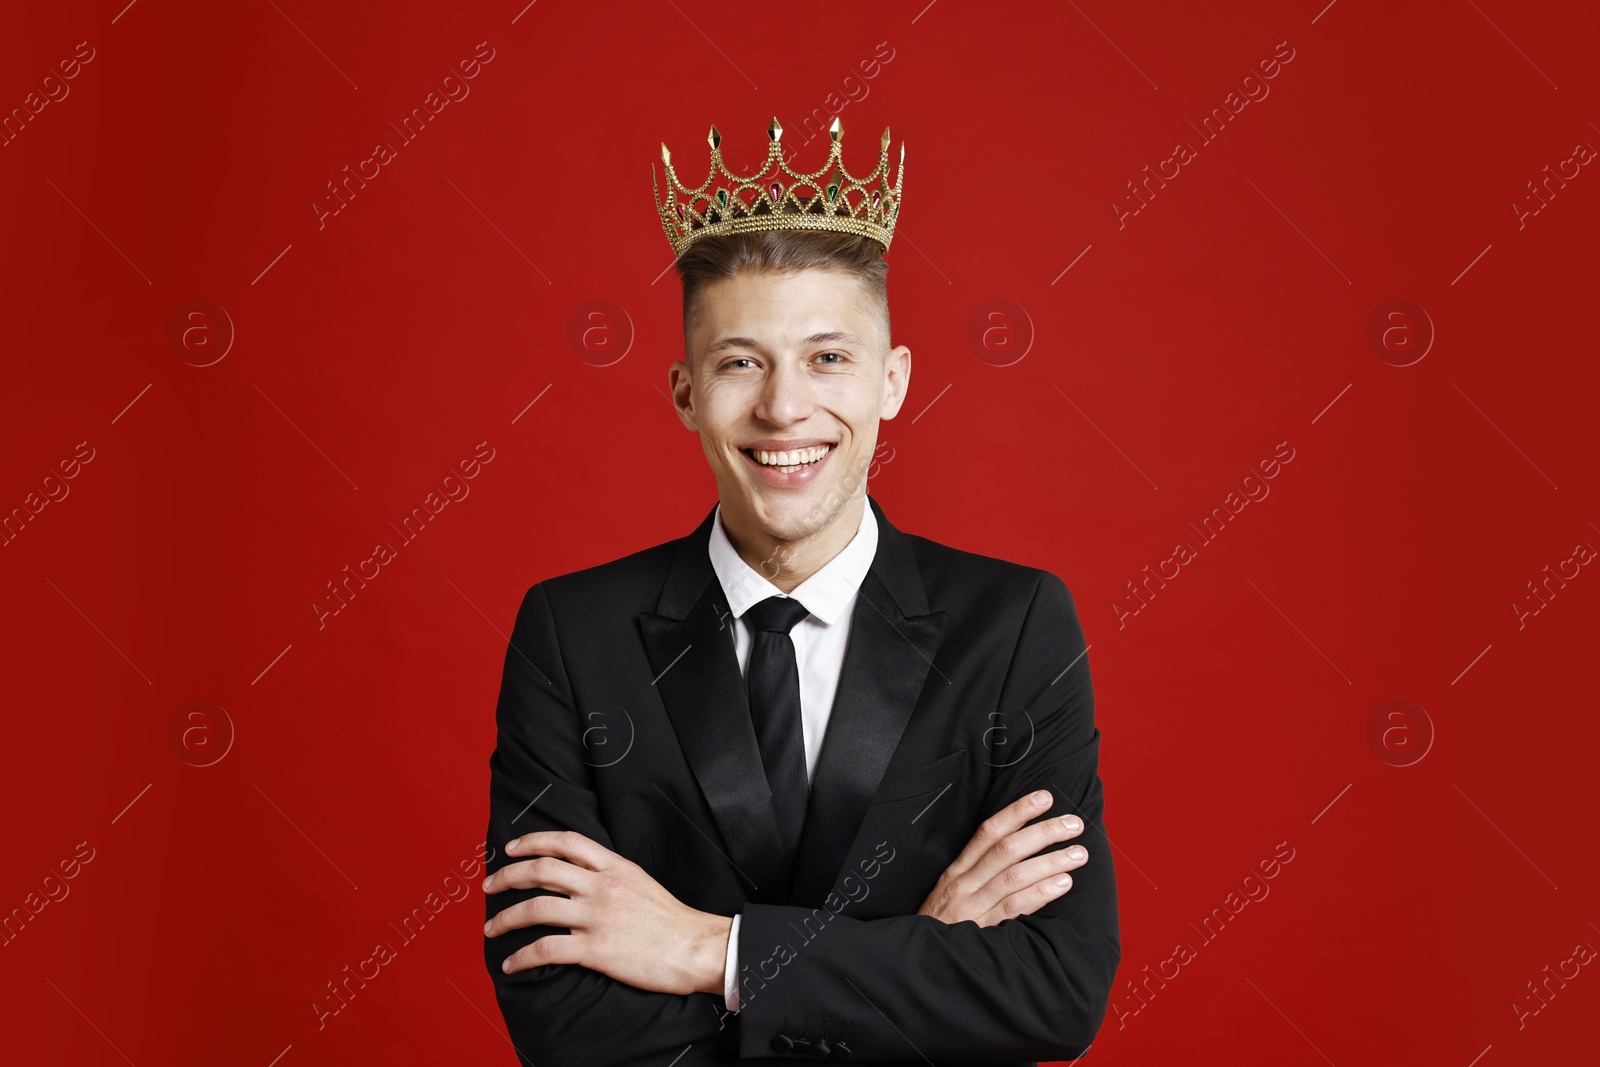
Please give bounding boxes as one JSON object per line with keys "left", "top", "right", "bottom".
{"left": 722, "top": 912, "right": 742, "bottom": 1012}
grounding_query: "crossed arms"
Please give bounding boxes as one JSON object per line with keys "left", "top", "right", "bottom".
{"left": 482, "top": 574, "right": 1120, "bottom": 1063}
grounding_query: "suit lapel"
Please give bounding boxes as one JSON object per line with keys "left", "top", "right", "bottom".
{"left": 789, "top": 497, "right": 946, "bottom": 905}
{"left": 636, "top": 496, "right": 946, "bottom": 908}
{"left": 638, "top": 504, "right": 792, "bottom": 902}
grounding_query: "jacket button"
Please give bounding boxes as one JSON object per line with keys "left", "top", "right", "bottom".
{"left": 770, "top": 1034, "right": 794, "bottom": 1052}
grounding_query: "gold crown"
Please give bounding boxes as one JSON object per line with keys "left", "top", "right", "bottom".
{"left": 653, "top": 116, "right": 905, "bottom": 257}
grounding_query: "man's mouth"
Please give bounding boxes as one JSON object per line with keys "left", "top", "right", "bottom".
{"left": 741, "top": 444, "right": 834, "bottom": 474}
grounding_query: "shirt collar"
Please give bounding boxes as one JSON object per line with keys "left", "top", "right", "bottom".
{"left": 708, "top": 500, "right": 878, "bottom": 626}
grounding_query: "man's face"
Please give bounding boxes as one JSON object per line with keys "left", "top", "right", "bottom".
{"left": 668, "top": 268, "right": 911, "bottom": 547}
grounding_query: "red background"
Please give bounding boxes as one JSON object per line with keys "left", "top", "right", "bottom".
{"left": 2, "top": 1, "right": 1596, "bottom": 1063}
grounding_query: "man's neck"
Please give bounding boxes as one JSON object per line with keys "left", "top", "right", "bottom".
{"left": 721, "top": 496, "right": 866, "bottom": 594}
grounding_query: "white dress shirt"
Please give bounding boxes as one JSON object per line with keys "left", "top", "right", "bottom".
{"left": 708, "top": 499, "right": 879, "bottom": 1013}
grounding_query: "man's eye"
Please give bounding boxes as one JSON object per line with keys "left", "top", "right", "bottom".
{"left": 816, "top": 351, "right": 845, "bottom": 363}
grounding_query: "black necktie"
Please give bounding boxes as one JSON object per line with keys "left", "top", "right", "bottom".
{"left": 743, "top": 595, "right": 812, "bottom": 860}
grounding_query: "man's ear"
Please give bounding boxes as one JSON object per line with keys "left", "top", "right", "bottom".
{"left": 667, "top": 358, "right": 699, "bottom": 431}
{"left": 879, "top": 344, "right": 912, "bottom": 420}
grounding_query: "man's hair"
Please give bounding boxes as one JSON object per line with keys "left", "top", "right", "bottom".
{"left": 673, "top": 225, "right": 891, "bottom": 362}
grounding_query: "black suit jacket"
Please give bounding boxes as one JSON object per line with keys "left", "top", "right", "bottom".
{"left": 483, "top": 495, "right": 1119, "bottom": 1065}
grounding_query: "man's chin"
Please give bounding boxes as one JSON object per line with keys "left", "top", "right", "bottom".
{"left": 736, "top": 483, "right": 851, "bottom": 541}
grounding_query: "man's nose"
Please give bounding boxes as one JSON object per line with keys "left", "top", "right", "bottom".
{"left": 755, "top": 360, "right": 813, "bottom": 424}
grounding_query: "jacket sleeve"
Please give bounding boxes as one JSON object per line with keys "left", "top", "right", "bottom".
{"left": 733, "top": 572, "right": 1121, "bottom": 1061}
{"left": 483, "top": 582, "right": 737, "bottom": 1066}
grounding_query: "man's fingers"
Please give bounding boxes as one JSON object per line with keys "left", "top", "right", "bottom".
{"left": 503, "top": 829, "right": 616, "bottom": 871}
{"left": 944, "top": 789, "right": 1058, "bottom": 879}
{"left": 484, "top": 892, "right": 583, "bottom": 937}
{"left": 960, "top": 806, "right": 1084, "bottom": 892}
{"left": 500, "top": 931, "right": 583, "bottom": 974}
{"left": 969, "top": 842, "right": 1087, "bottom": 918}
{"left": 484, "top": 855, "right": 592, "bottom": 895}
{"left": 920, "top": 789, "right": 1093, "bottom": 927}
{"left": 984, "top": 869, "right": 1077, "bottom": 926}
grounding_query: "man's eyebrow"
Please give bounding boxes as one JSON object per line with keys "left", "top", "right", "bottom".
{"left": 703, "top": 331, "right": 867, "bottom": 357}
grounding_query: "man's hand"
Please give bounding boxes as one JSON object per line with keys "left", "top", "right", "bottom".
{"left": 917, "top": 788, "right": 1088, "bottom": 927}
{"left": 483, "top": 830, "right": 732, "bottom": 996}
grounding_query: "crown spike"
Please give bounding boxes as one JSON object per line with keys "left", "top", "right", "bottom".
{"left": 708, "top": 124, "right": 720, "bottom": 150}
{"left": 768, "top": 116, "right": 783, "bottom": 142}
{"left": 661, "top": 141, "right": 672, "bottom": 167}
{"left": 880, "top": 127, "right": 890, "bottom": 153}
{"left": 830, "top": 117, "right": 843, "bottom": 142}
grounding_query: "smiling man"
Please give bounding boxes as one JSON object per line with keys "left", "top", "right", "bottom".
{"left": 482, "top": 117, "right": 1119, "bottom": 1065}
{"left": 677, "top": 264, "right": 899, "bottom": 592}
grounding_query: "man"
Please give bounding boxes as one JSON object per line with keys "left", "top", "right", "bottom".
{"left": 482, "top": 117, "right": 1119, "bottom": 1064}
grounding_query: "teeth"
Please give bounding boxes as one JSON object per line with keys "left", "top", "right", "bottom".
{"left": 751, "top": 445, "right": 830, "bottom": 468}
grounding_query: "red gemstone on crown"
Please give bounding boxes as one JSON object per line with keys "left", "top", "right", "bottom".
{"left": 770, "top": 182, "right": 783, "bottom": 201}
